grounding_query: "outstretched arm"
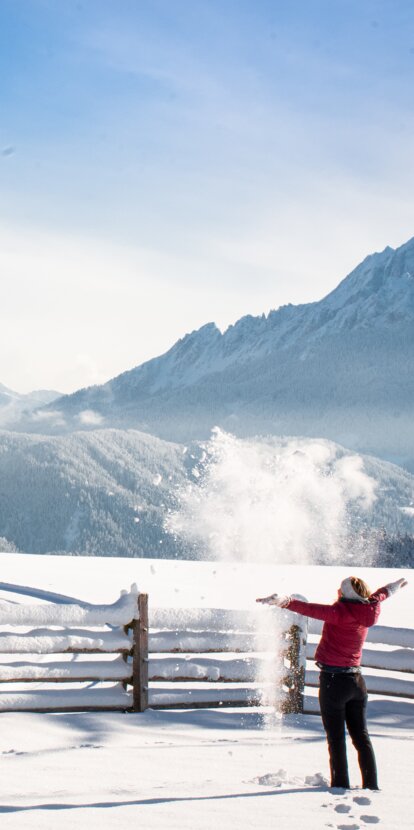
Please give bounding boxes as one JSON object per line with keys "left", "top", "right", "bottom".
{"left": 372, "top": 578, "right": 408, "bottom": 602}
{"left": 286, "top": 597, "right": 342, "bottom": 623}
{"left": 256, "top": 594, "right": 341, "bottom": 623}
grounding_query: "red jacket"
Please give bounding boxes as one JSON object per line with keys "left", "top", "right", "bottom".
{"left": 287, "top": 587, "right": 389, "bottom": 667}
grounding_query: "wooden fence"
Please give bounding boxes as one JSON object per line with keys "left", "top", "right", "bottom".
{"left": 0, "top": 592, "right": 412, "bottom": 714}
{"left": 0, "top": 594, "right": 306, "bottom": 713}
{"left": 0, "top": 592, "right": 148, "bottom": 712}
{"left": 146, "top": 605, "right": 307, "bottom": 712}
{"left": 144, "top": 606, "right": 414, "bottom": 713}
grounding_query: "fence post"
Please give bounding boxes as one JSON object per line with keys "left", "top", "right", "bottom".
{"left": 132, "top": 593, "right": 149, "bottom": 712}
{"left": 281, "top": 622, "right": 307, "bottom": 714}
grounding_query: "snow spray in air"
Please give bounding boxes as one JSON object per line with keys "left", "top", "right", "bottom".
{"left": 167, "top": 429, "right": 376, "bottom": 565}
{"left": 166, "top": 429, "right": 376, "bottom": 716}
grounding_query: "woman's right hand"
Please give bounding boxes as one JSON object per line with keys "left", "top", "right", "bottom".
{"left": 256, "top": 594, "right": 291, "bottom": 608}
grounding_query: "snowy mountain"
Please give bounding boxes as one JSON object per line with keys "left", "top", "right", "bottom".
{"left": 0, "top": 383, "right": 61, "bottom": 427}
{"left": 0, "top": 429, "right": 412, "bottom": 558}
{"left": 11, "top": 236, "right": 414, "bottom": 469}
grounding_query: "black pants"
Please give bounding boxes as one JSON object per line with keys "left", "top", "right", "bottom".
{"left": 319, "top": 671, "right": 378, "bottom": 790}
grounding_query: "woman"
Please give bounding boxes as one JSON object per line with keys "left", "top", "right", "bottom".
{"left": 256, "top": 575, "right": 407, "bottom": 790}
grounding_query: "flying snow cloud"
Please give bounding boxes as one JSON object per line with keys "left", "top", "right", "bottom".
{"left": 78, "top": 410, "right": 104, "bottom": 426}
{"left": 167, "top": 429, "right": 377, "bottom": 565}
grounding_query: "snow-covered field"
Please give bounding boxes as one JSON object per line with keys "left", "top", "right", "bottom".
{"left": 0, "top": 552, "right": 412, "bottom": 829}
{"left": 1, "top": 706, "right": 412, "bottom": 830}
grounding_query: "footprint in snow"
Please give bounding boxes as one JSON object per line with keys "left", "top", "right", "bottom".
{"left": 335, "top": 804, "right": 352, "bottom": 813}
{"left": 336, "top": 824, "right": 360, "bottom": 830}
{"left": 360, "top": 817, "right": 380, "bottom": 825}
{"left": 353, "top": 796, "right": 371, "bottom": 806}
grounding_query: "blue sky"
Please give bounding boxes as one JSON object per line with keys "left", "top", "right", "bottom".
{"left": 1, "top": 0, "right": 414, "bottom": 392}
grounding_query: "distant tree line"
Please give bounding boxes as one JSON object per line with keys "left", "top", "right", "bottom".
{"left": 345, "top": 528, "right": 414, "bottom": 569}
{"left": 374, "top": 529, "right": 414, "bottom": 568}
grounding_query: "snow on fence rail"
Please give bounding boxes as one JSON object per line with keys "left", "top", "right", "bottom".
{"left": 0, "top": 589, "right": 141, "bottom": 627}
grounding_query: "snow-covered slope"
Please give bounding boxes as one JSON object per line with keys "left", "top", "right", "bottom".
{"left": 14, "top": 236, "right": 414, "bottom": 469}
{"left": 0, "top": 429, "right": 412, "bottom": 558}
{"left": 0, "top": 429, "right": 189, "bottom": 557}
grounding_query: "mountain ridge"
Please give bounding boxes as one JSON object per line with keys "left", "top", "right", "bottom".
{"left": 58, "top": 235, "right": 414, "bottom": 399}
{"left": 5, "top": 236, "right": 414, "bottom": 470}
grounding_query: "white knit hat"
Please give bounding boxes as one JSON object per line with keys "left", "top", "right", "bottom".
{"left": 340, "top": 577, "right": 369, "bottom": 603}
